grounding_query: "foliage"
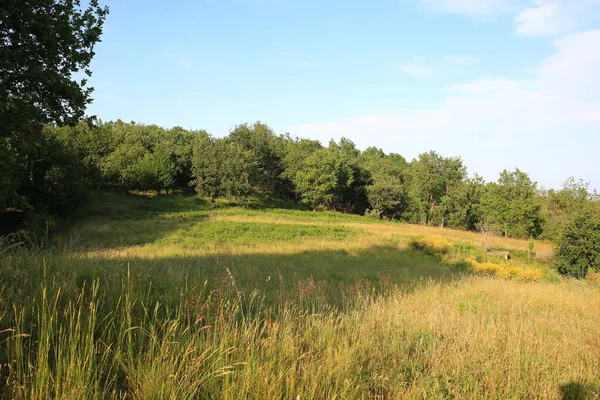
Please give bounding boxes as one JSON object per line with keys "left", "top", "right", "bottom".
{"left": 540, "top": 177, "right": 596, "bottom": 240}
{"left": 405, "top": 151, "right": 467, "bottom": 226}
{"left": 0, "top": 0, "right": 108, "bottom": 209}
{"left": 360, "top": 147, "right": 408, "bottom": 219}
{"left": 411, "top": 236, "right": 453, "bottom": 255}
{"left": 229, "top": 122, "right": 287, "bottom": 196}
{"left": 7, "top": 115, "right": 599, "bottom": 240}
{"left": 481, "top": 169, "right": 543, "bottom": 238}
{"left": 471, "top": 260, "right": 544, "bottom": 281}
{"left": 191, "top": 136, "right": 257, "bottom": 201}
{"left": 290, "top": 138, "right": 368, "bottom": 212}
{"left": 23, "top": 132, "right": 87, "bottom": 215}
{"left": 554, "top": 205, "right": 600, "bottom": 278}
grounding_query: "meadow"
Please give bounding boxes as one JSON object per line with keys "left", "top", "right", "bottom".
{"left": 0, "top": 193, "right": 598, "bottom": 399}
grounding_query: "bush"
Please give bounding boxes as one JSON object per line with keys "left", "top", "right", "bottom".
{"left": 554, "top": 206, "right": 600, "bottom": 278}
{"left": 411, "top": 236, "right": 452, "bottom": 255}
{"left": 471, "top": 261, "right": 543, "bottom": 282}
{"left": 411, "top": 236, "right": 546, "bottom": 282}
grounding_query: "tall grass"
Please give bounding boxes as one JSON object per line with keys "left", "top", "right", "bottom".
{"left": 1, "top": 194, "right": 596, "bottom": 398}
{"left": 1, "top": 254, "right": 598, "bottom": 399}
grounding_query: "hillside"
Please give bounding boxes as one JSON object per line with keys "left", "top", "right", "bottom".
{"left": 1, "top": 193, "right": 598, "bottom": 399}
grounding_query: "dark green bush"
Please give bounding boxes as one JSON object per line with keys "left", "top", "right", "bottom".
{"left": 554, "top": 206, "right": 600, "bottom": 278}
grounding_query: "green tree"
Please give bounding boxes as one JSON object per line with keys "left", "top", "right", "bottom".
{"left": 437, "top": 176, "right": 485, "bottom": 230}
{"left": 360, "top": 147, "right": 408, "bottom": 219}
{"left": 163, "top": 126, "right": 205, "bottom": 190}
{"left": 281, "top": 136, "right": 322, "bottom": 200}
{"left": 406, "top": 151, "right": 467, "bottom": 226}
{"left": 229, "top": 122, "right": 286, "bottom": 196}
{"left": 0, "top": 0, "right": 108, "bottom": 209}
{"left": 554, "top": 205, "right": 600, "bottom": 278}
{"left": 135, "top": 145, "right": 176, "bottom": 193}
{"left": 291, "top": 139, "right": 368, "bottom": 211}
{"left": 191, "top": 137, "right": 256, "bottom": 202}
{"left": 102, "top": 142, "right": 148, "bottom": 192}
{"left": 540, "top": 178, "right": 594, "bottom": 240}
{"left": 482, "top": 169, "right": 542, "bottom": 238}
{"left": 44, "top": 121, "right": 111, "bottom": 188}
{"left": 17, "top": 129, "right": 86, "bottom": 215}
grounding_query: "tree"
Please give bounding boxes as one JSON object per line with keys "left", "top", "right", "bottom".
{"left": 291, "top": 139, "right": 368, "bottom": 211}
{"left": 292, "top": 149, "right": 343, "bottom": 209}
{"left": 0, "top": 0, "right": 109, "bottom": 209}
{"left": 102, "top": 142, "right": 148, "bottom": 192}
{"left": 554, "top": 205, "right": 600, "bottom": 278}
{"left": 437, "top": 176, "right": 485, "bottom": 230}
{"left": 540, "top": 178, "right": 593, "bottom": 241}
{"left": 481, "top": 169, "right": 542, "bottom": 238}
{"left": 361, "top": 147, "right": 408, "bottom": 219}
{"left": 281, "top": 136, "right": 322, "bottom": 200}
{"left": 229, "top": 122, "right": 286, "bottom": 196}
{"left": 163, "top": 126, "right": 204, "bottom": 190}
{"left": 406, "top": 151, "right": 467, "bottom": 226}
{"left": 476, "top": 218, "right": 498, "bottom": 252}
{"left": 191, "top": 137, "right": 256, "bottom": 202}
{"left": 20, "top": 130, "right": 86, "bottom": 215}
{"left": 135, "top": 145, "right": 176, "bottom": 194}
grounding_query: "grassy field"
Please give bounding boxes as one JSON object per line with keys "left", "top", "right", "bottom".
{"left": 0, "top": 193, "right": 598, "bottom": 399}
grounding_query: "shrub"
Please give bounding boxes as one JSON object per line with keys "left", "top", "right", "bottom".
{"left": 471, "top": 261, "right": 543, "bottom": 282}
{"left": 411, "top": 236, "right": 545, "bottom": 282}
{"left": 554, "top": 206, "right": 600, "bottom": 278}
{"left": 411, "top": 236, "right": 452, "bottom": 255}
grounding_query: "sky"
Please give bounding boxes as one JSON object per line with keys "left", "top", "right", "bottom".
{"left": 87, "top": 0, "right": 600, "bottom": 190}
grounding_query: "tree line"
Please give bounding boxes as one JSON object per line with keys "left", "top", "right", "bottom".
{"left": 9, "top": 120, "right": 591, "bottom": 242}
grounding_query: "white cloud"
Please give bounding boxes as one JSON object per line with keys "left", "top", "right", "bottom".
{"left": 514, "top": 1, "right": 575, "bottom": 37}
{"left": 419, "top": 0, "right": 509, "bottom": 17}
{"left": 419, "top": 0, "right": 600, "bottom": 37}
{"left": 287, "top": 30, "right": 600, "bottom": 188}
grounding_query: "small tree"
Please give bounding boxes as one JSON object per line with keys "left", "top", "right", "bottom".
{"left": 476, "top": 218, "right": 497, "bottom": 252}
{"left": 554, "top": 206, "right": 600, "bottom": 278}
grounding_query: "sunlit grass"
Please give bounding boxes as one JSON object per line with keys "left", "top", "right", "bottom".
{"left": 1, "top": 269, "right": 598, "bottom": 399}
{"left": 2, "top": 192, "right": 593, "bottom": 399}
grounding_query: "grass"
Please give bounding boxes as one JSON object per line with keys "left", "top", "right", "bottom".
{"left": 1, "top": 192, "right": 598, "bottom": 399}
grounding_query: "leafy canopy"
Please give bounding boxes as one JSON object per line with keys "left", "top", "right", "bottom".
{"left": 0, "top": 0, "right": 109, "bottom": 209}
{"left": 554, "top": 205, "right": 600, "bottom": 278}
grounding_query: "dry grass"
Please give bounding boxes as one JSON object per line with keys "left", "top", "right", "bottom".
{"left": 2, "top": 273, "right": 598, "bottom": 399}
{"left": 215, "top": 214, "right": 555, "bottom": 258}
{"left": 75, "top": 212, "right": 553, "bottom": 262}
{"left": 4, "top": 193, "right": 594, "bottom": 399}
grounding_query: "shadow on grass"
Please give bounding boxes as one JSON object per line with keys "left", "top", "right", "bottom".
{"left": 52, "top": 192, "right": 213, "bottom": 249}
{"left": 1, "top": 245, "right": 467, "bottom": 313}
{"left": 560, "top": 382, "right": 600, "bottom": 400}
{"left": 58, "top": 192, "right": 352, "bottom": 251}
{"left": 74, "top": 191, "right": 213, "bottom": 220}
{"left": 55, "top": 191, "right": 365, "bottom": 251}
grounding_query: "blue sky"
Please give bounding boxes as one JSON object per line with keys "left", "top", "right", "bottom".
{"left": 88, "top": 0, "right": 600, "bottom": 190}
